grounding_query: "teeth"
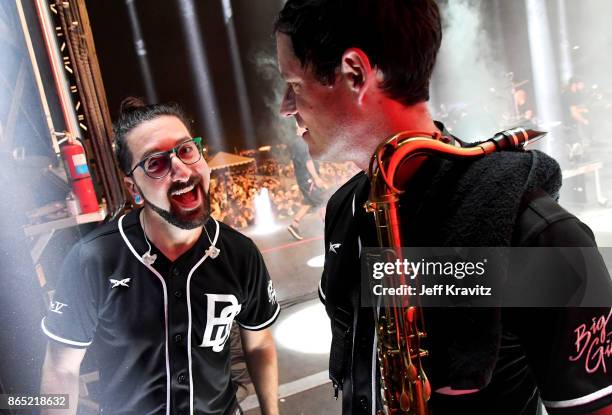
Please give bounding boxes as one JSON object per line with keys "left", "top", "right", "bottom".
{"left": 171, "top": 184, "right": 194, "bottom": 196}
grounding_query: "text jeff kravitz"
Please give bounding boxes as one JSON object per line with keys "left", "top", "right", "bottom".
{"left": 372, "top": 284, "right": 492, "bottom": 297}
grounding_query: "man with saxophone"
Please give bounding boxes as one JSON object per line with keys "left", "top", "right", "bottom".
{"left": 275, "top": 1, "right": 612, "bottom": 414}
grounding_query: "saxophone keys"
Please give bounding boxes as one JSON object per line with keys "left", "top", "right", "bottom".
{"left": 406, "top": 362, "right": 418, "bottom": 382}
{"left": 399, "top": 381, "right": 412, "bottom": 412}
{"left": 405, "top": 307, "right": 417, "bottom": 323}
{"left": 420, "top": 366, "right": 432, "bottom": 402}
{"left": 423, "top": 379, "right": 432, "bottom": 402}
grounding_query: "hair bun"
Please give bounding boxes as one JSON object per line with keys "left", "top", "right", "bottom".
{"left": 119, "top": 97, "right": 146, "bottom": 114}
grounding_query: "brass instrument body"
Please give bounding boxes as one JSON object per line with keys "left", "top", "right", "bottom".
{"left": 366, "top": 128, "right": 544, "bottom": 415}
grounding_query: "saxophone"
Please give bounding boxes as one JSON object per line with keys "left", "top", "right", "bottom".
{"left": 365, "top": 127, "right": 545, "bottom": 415}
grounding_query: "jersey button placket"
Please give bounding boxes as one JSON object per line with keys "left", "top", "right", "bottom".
{"left": 359, "top": 396, "right": 368, "bottom": 412}
{"left": 177, "top": 373, "right": 187, "bottom": 384}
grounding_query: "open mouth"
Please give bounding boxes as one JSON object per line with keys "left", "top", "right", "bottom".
{"left": 169, "top": 182, "right": 201, "bottom": 210}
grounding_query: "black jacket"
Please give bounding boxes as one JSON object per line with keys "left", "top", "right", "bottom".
{"left": 320, "top": 148, "right": 612, "bottom": 414}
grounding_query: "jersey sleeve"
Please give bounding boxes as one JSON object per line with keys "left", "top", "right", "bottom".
{"left": 515, "top": 217, "right": 612, "bottom": 414}
{"left": 41, "top": 243, "right": 100, "bottom": 348}
{"left": 511, "top": 307, "right": 612, "bottom": 415}
{"left": 235, "top": 242, "right": 280, "bottom": 331}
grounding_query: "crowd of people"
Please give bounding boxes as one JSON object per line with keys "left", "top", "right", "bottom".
{"left": 208, "top": 154, "right": 358, "bottom": 229}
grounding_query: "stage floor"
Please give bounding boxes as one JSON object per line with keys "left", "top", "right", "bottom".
{"left": 244, "top": 213, "right": 326, "bottom": 305}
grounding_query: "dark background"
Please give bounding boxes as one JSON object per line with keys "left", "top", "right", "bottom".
{"left": 86, "top": 0, "right": 289, "bottom": 152}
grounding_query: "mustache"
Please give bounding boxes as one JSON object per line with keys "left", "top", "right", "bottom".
{"left": 167, "top": 175, "right": 201, "bottom": 196}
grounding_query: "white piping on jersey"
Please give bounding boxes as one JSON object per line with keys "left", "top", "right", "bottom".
{"left": 318, "top": 191, "right": 361, "bottom": 299}
{"left": 353, "top": 192, "right": 362, "bottom": 259}
{"left": 186, "top": 218, "right": 220, "bottom": 415}
{"left": 40, "top": 317, "right": 93, "bottom": 347}
{"left": 542, "top": 384, "right": 612, "bottom": 409}
{"left": 237, "top": 304, "right": 281, "bottom": 330}
{"left": 118, "top": 214, "right": 171, "bottom": 415}
{"left": 318, "top": 277, "right": 326, "bottom": 301}
{"left": 319, "top": 186, "right": 360, "bottom": 303}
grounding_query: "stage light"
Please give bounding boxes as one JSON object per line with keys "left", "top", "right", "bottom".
{"left": 177, "top": 0, "right": 224, "bottom": 150}
{"left": 221, "top": 0, "right": 256, "bottom": 150}
{"left": 250, "top": 187, "right": 281, "bottom": 235}
{"left": 307, "top": 254, "right": 325, "bottom": 268}
{"left": 526, "top": 0, "right": 563, "bottom": 155}
{"left": 556, "top": 0, "right": 573, "bottom": 84}
{"left": 274, "top": 303, "right": 331, "bottom": 354}
{"left": 125, "top": 0, "right": 157, "bottom": 103}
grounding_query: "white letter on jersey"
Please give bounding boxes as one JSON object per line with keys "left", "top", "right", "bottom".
{"left": 49, "top": 301, "right": 68, "bottom": 314}
{"left": 199, "top": 294, "right": 242, "bottom": 352}
{"left": 267, "top": 280, "right": 277, "bottom": 305}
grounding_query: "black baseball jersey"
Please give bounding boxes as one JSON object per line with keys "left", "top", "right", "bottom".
{"left": 320, "top": 171, "right": 612, "bottom": 415}
{"left": 42, "top": 209, "right": 280, "bottom": 415}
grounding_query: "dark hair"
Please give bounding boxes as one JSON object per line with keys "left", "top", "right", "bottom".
{"left": 113, "top": 97, "right": 192, "bottom": 174}
{"left": 274, "top": 0, "right": 442, "bottom": 106}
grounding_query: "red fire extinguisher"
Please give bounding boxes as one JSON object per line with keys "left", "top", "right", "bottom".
{"left": 61, "top": 141, "right": 99, "bottom": 214}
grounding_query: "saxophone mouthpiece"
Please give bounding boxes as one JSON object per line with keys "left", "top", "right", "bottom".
{"left": 524, "top": 129, "right": 547, "bottom": 145}
{"left": 488, "top": 127, "right": 547, "bottom": 151}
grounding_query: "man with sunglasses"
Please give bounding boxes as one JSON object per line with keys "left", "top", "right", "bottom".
{"left": 40, "top": 98, "right": 280, "bottom": 415}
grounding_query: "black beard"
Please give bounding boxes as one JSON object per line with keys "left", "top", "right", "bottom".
{"left": 140, "top": 177, "right": 210, "bottom": 230}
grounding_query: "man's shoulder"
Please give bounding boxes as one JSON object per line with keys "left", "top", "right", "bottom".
{"left": 74, "top": 212, "right": 140, "bottom": 259}
{"left": 216, "top": 220, "right": 258, "bottom": 251}
{"left": 79, "top": 217, "right": 124, "bottom": 246}
{"left": 514, "top": 192, "right": 595, "bottom": 247}
{"left": 328, "top": 171, "right": 367, "bottom": 207}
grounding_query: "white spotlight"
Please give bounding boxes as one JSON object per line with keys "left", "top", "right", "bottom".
{"left": 274, "top": 303, "right": 331, "bottom": 354}
{"left": 307, "top": 254, "right": 325, "bottom": 268}
{"left": 526, "top": 0, "right": 563, "bottom": 155}
{"left": 250, "top": 188, "right": 280, "bottom": 235}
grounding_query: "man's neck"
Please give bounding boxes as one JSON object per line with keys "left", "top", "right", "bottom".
{"left": 354, "top": 101, "right": 438, "bottom": 170}
{"left": 141, "top": 207, "right": 203, "bottom": 262}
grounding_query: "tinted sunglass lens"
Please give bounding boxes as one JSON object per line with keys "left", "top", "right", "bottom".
{"left": 178, "top": 142, "right": 201, "bottom": 164}
{"left": 144, "top": 155, "right": 170, "bottom": 178}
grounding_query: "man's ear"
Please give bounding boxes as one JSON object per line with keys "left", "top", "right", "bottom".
{"left": 123, "top": 176, "right": 139, "bottom": 199}
{"left": 340, "top": 48, "right": 377, "bottom": 104}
